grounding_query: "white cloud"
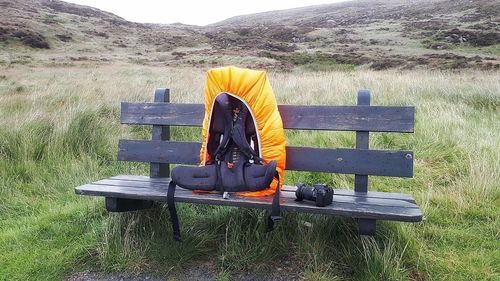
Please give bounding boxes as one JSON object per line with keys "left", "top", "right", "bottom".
{"left": 64, "top": 0, "right": 349, "bottom": 26}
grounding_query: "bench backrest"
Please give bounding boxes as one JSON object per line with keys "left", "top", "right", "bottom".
{"left": 118, "top": 88, "right": 414, "bottom": 192}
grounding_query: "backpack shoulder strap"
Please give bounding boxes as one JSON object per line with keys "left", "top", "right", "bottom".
{"left": 211, "top": 93, "right": 233, "bottom": 161}
{"left": 231, "top": 104, "right": 261, "bottom": 162}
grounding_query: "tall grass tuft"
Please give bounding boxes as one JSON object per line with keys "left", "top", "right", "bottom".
{"left": 61, "top": 110, "right": 114, "bottom": 162}
{"left": 0, "top": 107, "right": 124, "bottom": 280}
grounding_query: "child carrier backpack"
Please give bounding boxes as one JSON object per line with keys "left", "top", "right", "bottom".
{"left": 167, "top": 66, "right": 286, "bottom": 241}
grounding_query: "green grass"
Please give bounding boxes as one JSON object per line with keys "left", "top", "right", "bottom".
{"left": 260, "top": 51, "right": 356, "bottom": 72}
{"left": 0, "top": 65, "right": 499, "bottom": 280}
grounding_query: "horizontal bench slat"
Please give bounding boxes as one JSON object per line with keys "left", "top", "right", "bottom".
{"left": 118, "top": 140, "right": 414, "bottom": 177}
{"left": 75, "top": 177, "right": 422, "bottom": 222}
{"left": 121, "top": 103, "right": 414, "bottom": 132}
{"left": 111, "top": 175, "right": 416, "bottom": 203}
{"left": 93, "top": 178, "right": 417, "bottom": 208}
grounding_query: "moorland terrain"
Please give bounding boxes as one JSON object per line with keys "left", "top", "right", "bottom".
{"left": 0, "top": 0, "right": 499, "bottom": 280}
{"left": 1, "top": 0, "right": 499, "bottom": 70}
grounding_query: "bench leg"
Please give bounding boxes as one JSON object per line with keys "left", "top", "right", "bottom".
{"left": 105, "top": 197, "right": 153, "bottom": 212}
{"left": 358, "top": 219, "right": 376, "bottom": 236}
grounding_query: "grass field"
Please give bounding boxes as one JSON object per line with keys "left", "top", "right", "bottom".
{"left": 0, "top": 64, "right": 499, "bottom": 280}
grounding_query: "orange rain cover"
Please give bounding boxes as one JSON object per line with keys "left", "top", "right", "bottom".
{"left": 199, "top": 66, "right": 286, "bottom": 196}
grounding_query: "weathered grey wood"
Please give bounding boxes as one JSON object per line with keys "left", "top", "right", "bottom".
{"left": 118, "top": 140, "right": 414, "bottom": 177}
{"left": 279, "top": 104, "right": 414, "bottom": 132}
{"left": 110, "top": 175, "right": 417, "bottom": 203}
{"left": 355, "top": 89, "right": 371, "bottom": 192}
{"left": 108, "top": 89, "right": 172, "bottom": 212}
{"left": 286, "top": 146, "right": 413, "bottom": 177}
{"left": 91, "top": 179, "right": 418, "bottom": 209}
{"left": 119, "top": 140, "right": 200, "bottom": 165}
{"left": 150, "top": 88, "right": 170, "bottom": 178}
{"left": 358, "top": 219, "right": 377, "bottom": 235}
{"left": 75, "top": 179, "right": 423, "bottom": 222}
{"left": 121, "top": 103, "right": 415, "bottom": 132}
{"left": 354, "top": 90, "right": 374, "bottom": 233}
{"left": 121, "top": 102, "right": 202, "bottom": 127}
{"left": 105, "top": 197, "right": 153, "bottom": 212}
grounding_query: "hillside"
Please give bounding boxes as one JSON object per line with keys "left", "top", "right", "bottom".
{"left": 0, "top": 0, "right": 207, "bottom": 65}
{"left": 1, "top": 0, "right": 499, "bottom": 69}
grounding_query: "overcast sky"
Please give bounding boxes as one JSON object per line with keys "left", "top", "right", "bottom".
{"left": 65, "top": 0, "right": 350, "bottom": 26}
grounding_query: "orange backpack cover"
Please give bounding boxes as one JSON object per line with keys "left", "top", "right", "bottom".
{"left": 199, "top": 66, "right": 286, "bottom": 196}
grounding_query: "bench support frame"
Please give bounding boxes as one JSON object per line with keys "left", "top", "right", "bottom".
{"left": 358, "top": 219, "right": 377, "bottom": 236}
{"left": 354, "top": 90, "right": 378, "bottom": 235}
{"left": 105, "top": 88, "right": 170, "bottom": 212}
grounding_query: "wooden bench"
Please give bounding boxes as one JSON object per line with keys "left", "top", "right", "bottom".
{"left": 75, "top": 88, "right": 422, "bottom": 235}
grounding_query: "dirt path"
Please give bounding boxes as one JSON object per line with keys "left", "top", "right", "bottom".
{"left": 67, "top": 262, "right": 300, "bottom": 281}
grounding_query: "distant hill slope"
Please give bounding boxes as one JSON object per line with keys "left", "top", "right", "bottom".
{"left": 208, "top": 0, "right": 499, "bottom": 70}
{"left": 214, "top": 0, "right": 498, "bottom": 27}
{"left": 1, "top": 0, "right": 498, "bottom": 70}
{"left": 0, "top": 0, "right": 206, "bottom": 64}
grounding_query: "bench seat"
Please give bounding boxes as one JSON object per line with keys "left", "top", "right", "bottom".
{"left": 76, "top": 175, "right": 422, "bottom": 222}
